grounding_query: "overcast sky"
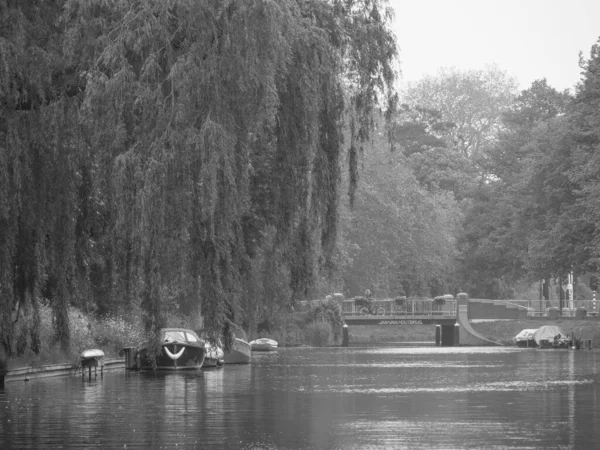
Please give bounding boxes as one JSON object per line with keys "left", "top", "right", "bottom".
{"left": 391, "top": 0, "right": 600, "bottom": 92}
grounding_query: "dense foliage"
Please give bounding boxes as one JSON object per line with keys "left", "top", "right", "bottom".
{"left": 1, "top": 0, "right": 396, "bottom": 356}
{"left": 340, "top": 47, "right": 600, "bottom": 301}
{"left": 459, "top": 44, "right": 600, "bottom": 298}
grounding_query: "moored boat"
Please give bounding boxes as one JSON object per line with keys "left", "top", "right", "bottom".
{"left": 513, "top": 329, "right": 538, "bottom": 348}
{"left": 80, "top": 348, "right": 106, "bottom": 365}
{"left": 136, "top": 328, "right": 206, "bottom": 371}
{"left": 224, "top": 338, "right": 252, "bottom": 364}
{"left": 532, "top": 325, "right": 571, "bottom": 349}
{"left": 203, "top": 340, "right": 225, "bottom": 368}
{"left": 249, "top": 338, "right": 278, "bottom": 351}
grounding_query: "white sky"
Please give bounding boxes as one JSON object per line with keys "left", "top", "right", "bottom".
{"left": 391, "top": 0, "right": 600, "bottom": 92}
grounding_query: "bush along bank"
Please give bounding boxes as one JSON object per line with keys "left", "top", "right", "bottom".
{"left": 251, "top": 300, "right": 345, "bottom": 347}
{"left": 6, "top": 302, "right": 146, "bottom": 371}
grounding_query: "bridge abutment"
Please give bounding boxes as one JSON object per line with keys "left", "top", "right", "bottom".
{"left": 457, "top": 293, "right": 502, "bottom": 346}
{"left": 439, "top": 323, "right": 459, "bottom": 346}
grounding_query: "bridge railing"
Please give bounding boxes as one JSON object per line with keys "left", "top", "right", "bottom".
{"left": 299, "top": 297, "right": 598, "bottom": 317}
{"left": 342, "top": 298, "right": 457, "bottom": 317}
{"left": 533, "top": 299, "right": 598, "bottom": 316}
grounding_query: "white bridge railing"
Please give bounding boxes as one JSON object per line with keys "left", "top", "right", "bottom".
{"left": 341, "top": 298, "right": 457, "bottom": 317}
{"left": 298, "top": 297, "right": 598, "bottom": 317}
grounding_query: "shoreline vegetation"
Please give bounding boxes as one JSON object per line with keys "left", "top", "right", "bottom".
{"left": 3, "top": 300, "right": 346, "bottom": 370}
{"left": 4, "top": 302, "right": 146, "bottom": 370}
{"left": 4, "top": 302, "right": 599, "bottom": 373}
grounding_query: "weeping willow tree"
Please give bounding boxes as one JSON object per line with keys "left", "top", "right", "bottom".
{"left": 0, "top": 0, "right": 93, "bottom": 354}
{"left": 1, "top": 0, "right": 396, "bottom": 353}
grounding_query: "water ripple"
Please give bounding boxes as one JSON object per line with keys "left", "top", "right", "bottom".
{"left": 293, "top": 378, "right": 595, "bottom": 394}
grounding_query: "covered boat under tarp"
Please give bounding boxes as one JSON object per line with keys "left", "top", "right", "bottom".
{"left": 532, "top": 325, "right": 568, "bottom": 348}
{"left": 513, "top": 329, "right": 538, "bottom": 347}
{"left": 137, "top": 328, "right": 206, "bottom": 370}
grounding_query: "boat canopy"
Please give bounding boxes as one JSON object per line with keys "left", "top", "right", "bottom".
{"left": 163, "top": 329, "right": 201, "bottom": 344}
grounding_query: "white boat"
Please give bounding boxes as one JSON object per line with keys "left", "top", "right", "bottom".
{"left": 224, "top": 338, "right": 252, "bottom": 364}
{"left": 202, "top": 340, "right": 225, "bottom": 368}
{"left": 249, "top": 338, "right": 278, "bottom": 351}
{"left": 80, "top": 348, "right": 105, "bottom": 365}
{"left": 513, "top": 328, "right": 538, "bottom": 347}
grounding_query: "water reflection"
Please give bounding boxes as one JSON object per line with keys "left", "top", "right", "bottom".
{"left": 1, "top": 347, "right": 599, "bottom": 449}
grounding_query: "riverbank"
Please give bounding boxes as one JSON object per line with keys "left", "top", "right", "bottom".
{"left": 2, "top": 358, "right": 125, "bottom": 384}
{"left": 347, "top": 319, "right": 600, "bottom": 347}
{"left": 471, "top": 318, "right": 600, "bottom": 347}
{"left": 3, "top": 302, "right": 145, "bottom": 371}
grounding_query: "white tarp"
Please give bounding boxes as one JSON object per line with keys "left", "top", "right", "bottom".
{"left": 532, "top": 325, "right": 566, "bottom": 346}
{"left": 513, "top": 328, "right": 538, "bottom": 342}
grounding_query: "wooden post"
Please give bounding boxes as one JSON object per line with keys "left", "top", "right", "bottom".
{"left": 454, "top": 322, "right": 460, "bottom": 346}
{"left": 1, "top": 347, "right": 7, "bottom": 388}
{"left": 342, "top": 324, "right": 349, "bottom": 347}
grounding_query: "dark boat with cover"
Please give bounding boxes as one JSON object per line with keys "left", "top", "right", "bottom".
{"left": 136, "top": 328, "right": 206, "bottom": 371}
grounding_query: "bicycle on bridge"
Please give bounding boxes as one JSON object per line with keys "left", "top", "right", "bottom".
{"left": 353, "top": 296, "right": 387, "bottom": 316}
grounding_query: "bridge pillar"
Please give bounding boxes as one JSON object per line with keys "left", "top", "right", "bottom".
{"left": 435, "top": 325, "right": 441, "bottom": 346}
{"left": 342, "top": 324, "right": 349, "bottom": 347}
{"left": 441, "top": 324, "right": 457, "bottom": 346}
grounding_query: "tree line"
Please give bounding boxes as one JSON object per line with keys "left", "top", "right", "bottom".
{"left": 341, "top": 47, "right": 600, "bottom": 302}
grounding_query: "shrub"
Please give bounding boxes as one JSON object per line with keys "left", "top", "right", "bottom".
{"left": 12, "top": 302, "right": 146, "bottom": 367}
{"left": 90, "top": 314, "right": 146, "bottom": 355}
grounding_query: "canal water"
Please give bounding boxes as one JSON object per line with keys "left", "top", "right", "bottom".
{"left": 1, "top": 346, "right": 599, "bottom": 449}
